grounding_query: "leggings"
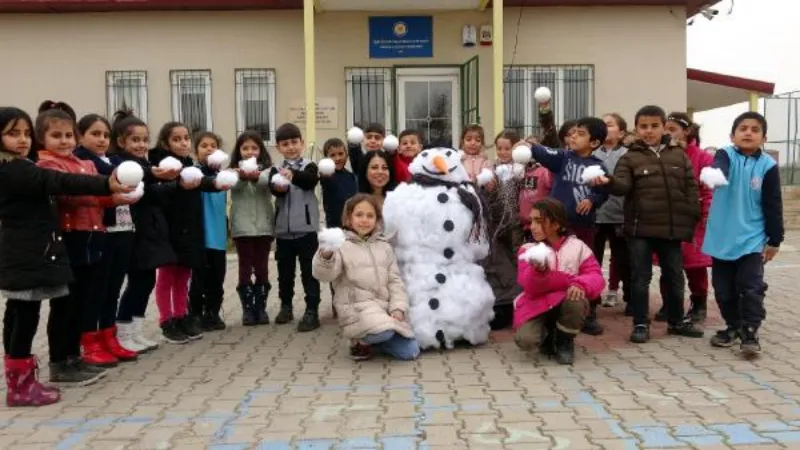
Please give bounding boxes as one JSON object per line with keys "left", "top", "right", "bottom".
{"left": 70, "top": 263, "right": 106, "bottom": 334}
{"left": 234, "top": 236, "right": 272, "bottom": 286}
{"left": 2, "top": 298, "right": 72, "bottom": 362}
{"left": 117, "top": 269, "right": 156, "bottom": 323}
{"left": 155, "top": 265, "right": 191, "bottom": 325}
{"left": 98, "top": 232, "right": 135, "bottom": 329}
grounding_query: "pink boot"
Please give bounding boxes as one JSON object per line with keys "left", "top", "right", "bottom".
{"left": 4, "top": 356, "right": 59, "bottom": 395}
{"left": 5, "top": 355, "right": 60, "bottom": 407}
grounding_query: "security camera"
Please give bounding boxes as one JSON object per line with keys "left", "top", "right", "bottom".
{"left": 701, "top": 8, "right": 719, "bottom": 20}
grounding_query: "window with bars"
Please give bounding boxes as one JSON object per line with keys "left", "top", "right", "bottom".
{"left": 170, "top": 70, "right": 212, "bottom": 134}
{"left": 504, "top": 65, "right": 594, "bottom": 139}
{"left": 235, "top": 69, "right": 276, "bottom": 143}
{"left": 106, "top": 71, "right": 148, "bottom": 122}
{"left": 345, "top": 67, "right": 394, "bottom": 135}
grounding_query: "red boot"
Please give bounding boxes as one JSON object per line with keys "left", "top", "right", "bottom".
{"left": 4, "top": 356, "right": 60, "bottom": 395}
{"left": 101, "top": 327, "right": 137, "bottom": 362}
{"left": 81, "top": 331, "right": 118, "bottom": 367}
{"left": 5, "top": 355, "right": 60, "bottom": 407}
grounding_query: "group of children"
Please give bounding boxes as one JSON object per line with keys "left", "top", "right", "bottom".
{"left": 0, "top": 94, "right": 782, "bottom": 407}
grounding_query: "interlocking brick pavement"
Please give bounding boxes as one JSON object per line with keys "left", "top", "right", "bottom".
{"left": 3, "top": 233, "right": 800, "bottom": 449}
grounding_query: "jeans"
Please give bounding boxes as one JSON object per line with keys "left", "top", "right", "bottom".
{"left": 712, "top": 254, "right": 766, "bottom": 330}
{"left": 628, "top": 237, "right": 685, "bottom": 326}
{"left": 362, "top": 331, "right": 420, "bottom": 361}
{"left": 660, "top": 267, "right": 708, "bottom": 305}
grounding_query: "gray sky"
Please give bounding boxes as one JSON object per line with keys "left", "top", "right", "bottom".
{"left": 689, "top": 0, "right": 798, "bottom": 146}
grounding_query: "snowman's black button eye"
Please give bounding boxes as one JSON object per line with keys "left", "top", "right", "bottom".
{"left": 421, "top": 151, "right": 429, "bottom": 158}
{"left": 446, "top": 150, "right": 452, "bottom": 157}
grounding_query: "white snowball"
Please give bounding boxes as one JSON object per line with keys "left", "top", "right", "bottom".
{"left": 116, "top": 161, "right": 144, "bottom": 187}
{"left": 534, "top": 86, "right": 552, "bottom": 103}
{"left": 239, "top": 157, "right": 259, "bottom": 173}
{"left": 476, "top": 168, "right": 494, "bottom": 187}
{"left": 699, "top": 167, "right": 728, "bottom": 189}
{"left": 383, "top": 134, "right": 399, "bottom": 152}
{"left": 180, "top": 166, "right": 203, "bottom": 184}
{"left": 318, "top": 227, "right": 346, "bottom": 252}
{"left": 214, "top": 170, "right": 239, "bottom": 189}
{"left": 119, "top": 181, "right": 144, "bottom": 202}
{"left": 580, "top": 165, "right": 606, "bottom": 184}
{"left": 512, "top": 145, "right": 532, "bottom": 165}
{"left": 271, "top": 173, "right": 290, "bottom": 187}
{"left": 318, "top": 158, "right": 336, "bottom": 176}
{"left": 512, "top": 162, "right": 525, "bottom": 177}
{"left": 347, "top": 127, "right": 364, "bottom": 145}
{"left": 158, "top": 156, "right": 183, "bottom": 172}
{"left": 207, "top": 149, "right": 229, "bottom": 168}
{"left": 519, "top": 243, "right": 553, "bottom": 266}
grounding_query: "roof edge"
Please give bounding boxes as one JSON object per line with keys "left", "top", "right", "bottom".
{"left": 687, "top": 68, "right": 776, "bottom": 96}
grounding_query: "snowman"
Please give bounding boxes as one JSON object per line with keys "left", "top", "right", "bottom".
{"left": 383, "top": 148, "right": 495, "bottom": 350}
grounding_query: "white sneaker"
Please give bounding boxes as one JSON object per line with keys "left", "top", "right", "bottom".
{"left": 602, "top": 290, "right": 619, "bottom": 307}
{"left": 132, "top": 316, "right": 159, "bottom": 351}
{"left": 116, "top": 321, "right": 149, "bottom": 353}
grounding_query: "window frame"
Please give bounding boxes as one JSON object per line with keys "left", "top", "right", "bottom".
{"left": 170, "top": 69, "right": 213, "bottom": 132}
{"left": 234, "top": 68, "right": 277, "bottom": 145}
{"left": 105, "top": 70, "right": 148, "bottom": 123}
{"left": 345, "top": 67, "right": 394, "bottom": 135}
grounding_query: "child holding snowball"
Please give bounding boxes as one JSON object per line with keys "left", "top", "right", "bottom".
{"left": 230, "top": 131, "right": 275, "bottom": 327}
{"left": 703, "top": 112, "right": 782, "bottom": 356}
{"left": 514, "top": 198, "right": 604, "bottom": 365}
{"left": 312, "top": 194, "right": 419, "bottom": 361}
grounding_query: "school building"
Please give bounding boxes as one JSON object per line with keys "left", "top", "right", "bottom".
{"left": 0, "top": 0, "right": 774, "bottom": 153}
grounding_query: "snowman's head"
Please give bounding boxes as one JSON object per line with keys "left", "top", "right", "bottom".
{"left": 409, "top": 147, "right": 469, "bottom": 183}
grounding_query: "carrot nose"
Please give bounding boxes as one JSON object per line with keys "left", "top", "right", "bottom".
{"left": 432, "top": 155, "right": 449, "bottom": 174}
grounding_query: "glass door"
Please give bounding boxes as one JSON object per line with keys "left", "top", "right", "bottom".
{"left": 397, "top": 68, "right": 460, "bottom": 148}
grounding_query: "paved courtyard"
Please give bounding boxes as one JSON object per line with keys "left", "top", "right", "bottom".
{"left": 3, "top": 233, "right": 800, "bottom": 449}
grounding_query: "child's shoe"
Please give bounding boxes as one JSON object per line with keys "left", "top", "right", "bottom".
{"left": 740, "top": 326, "right": 761, "bottom": 357}
{"left": 49, "top": 358, "right": 105, "bottom": 386}
{"left": 237, "top": 285, "right": 257, "bottom": 326}
{"left": 275, "top": 305, "right": 294, "bottom": 324}
{"left": 350, "top": 343, "right": 373, "bottom": 361}
{"left": 101, "top": 326, "right": 138, "bottom": 362}
{"left": 710, "top": 327, "right": 740, "bottom": 348}
{"left": 630, "top": 324, "right": 650, "bottom": 344}
{"left": 667, "top": 320, "right": 704, "bottom": 338}
{"left": 581, "top": 304, "right": 604, "bottom": 336}
{"left": 252, "top": 283, "right": 270, "bottom": 325}
{"left": 177, "top": 316, "right": 204, "bottom": 340}
{"left": 6, "top": 356, "right": 61, "bottom": 407}
{"left": 132, "top": 317, "right": 159, "bottom": 351}
{"left": 297, "top": 309, "right": 320, "bottom": 332}
{"left": 80, "top": 331, "right": 118, "bottom": 367}
{"left": 686, "top": 296, "right": 707, "bottom": 323}
{"left": 160, "top": 319, "right": 190, "bottom": 344}
{"left": 203, "top": 312, "right": 227, "bottom": 331}
{"left": 116, "top": 322, "right": 150, "bottom": 353}
{"left": 601, "top": 290, "right": 619, "bottom": 307}
{"left": 553, "top": 329, "right": 576, "bottom": 365}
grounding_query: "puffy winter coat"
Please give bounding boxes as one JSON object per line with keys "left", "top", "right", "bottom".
{"left": 682, "top": 141, "right": 713, "bottom": 268}
{"left": 312, "top": 230, "right": 413, "bottom": 340}
{"left": 607, "top": 135, "right": 700, "bottom": 242}
{"left": 230, "top": 170, "right": 274, "bottom": 238}
{"left": 513, "top": 235, "right": 605, "bottom": 329}
{"left": 518, "top": 163, "right": 553, "bottom": 231}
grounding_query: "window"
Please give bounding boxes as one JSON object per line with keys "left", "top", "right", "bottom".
{"left": 504, "top": 65, "right": 594, "bottom": 139}
{"left": 170, "top": 70, "right": 212, "bottom": 134}
{"left": 235, "top": 69, "right": 276, "bottom": 143}
{"left": 106, "top": 71, "right": 148, "bottom": 122}
{"left": 345, "top": 68, "right": 394, "bottom": 135}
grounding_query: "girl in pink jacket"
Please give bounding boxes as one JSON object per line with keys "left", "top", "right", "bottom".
{"left": 514, "top": 198, "right": 605, "bottom": 365}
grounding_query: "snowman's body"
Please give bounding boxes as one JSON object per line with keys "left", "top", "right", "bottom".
{"left": 383, "top": 148, "right": 495, "bottom": 350}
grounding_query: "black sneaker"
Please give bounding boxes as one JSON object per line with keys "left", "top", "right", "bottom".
{"left": 203, "top": 313, "right": 226, "bottom": 331}
{"left": 297, "top": 310, "right": 320, "bottom": 332}
{"left": 275, "top": 307, "right": 294, "bottom": 324}
{"left": 668, "top": 321, "right": 704, "bottom": 338}
{"left": 161, "top": 319, "right": 190, "bottom": 344}
{"left": 654, "top": 307, "right": 668, "bottom": 322}
{"left": 686, "top": 306, "right": 708, "bottom": 324}
{"left": 581, "top": 317, "right": 604, "bottom": 336}
{"left": 740, "top": 327, "right": 762, "bottom": 356}
{"left": 49, "top": 360, "right": 104, "bottom": 386}
{"left": 69, "top": 357, "right": 107, "bottom": 376}
{"left": 177, "top": 316, "right": 204, "bottom": 340}
{"left": 710, "top": 327, "right": 740, "bottom": 348}
{"left": 630, "top": 324, "right": 650, "bottom": 344}
{"left": 350, "top": 343, "right": 373, "bottom": 361}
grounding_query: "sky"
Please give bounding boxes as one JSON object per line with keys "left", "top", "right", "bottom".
{"left": 687, "top": 0, "right": 798, "bottom": 147}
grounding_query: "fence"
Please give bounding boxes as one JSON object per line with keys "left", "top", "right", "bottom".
{"left": 764, "top": 91, "right": 800, "bottom": 185}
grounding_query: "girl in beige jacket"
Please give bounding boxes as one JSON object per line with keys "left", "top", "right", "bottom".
{"left": 312, "top": 194, "right": 420, "bottom": 361}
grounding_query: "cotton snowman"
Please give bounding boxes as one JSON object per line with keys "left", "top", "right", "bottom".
{"left": 383, "top": 147, "right": 495, "bottom": 350}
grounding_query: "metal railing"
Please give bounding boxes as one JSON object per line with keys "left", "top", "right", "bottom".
{"left": 105, "top": 70, "right": 148, "bottom": 121}
{"left": 764, "top": 91, "right": 800, "bottom": 185}
{"left": 235, "top": 69, "right": 276, "bottom": 143}
{"left": 170, "top": 69, "right": 213, "bottom": 134}
{"left": 345, "top": 67, "right": 394, "bottom": 135}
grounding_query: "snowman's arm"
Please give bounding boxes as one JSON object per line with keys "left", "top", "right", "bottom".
{"left": 386, "top": 254, "right": 409, "bottom": 315}
{"left": 311, "top": 249, "right": 343, "bottom": 282}
{"left": 290, "top": 163, "right": 319, "bottom": 190}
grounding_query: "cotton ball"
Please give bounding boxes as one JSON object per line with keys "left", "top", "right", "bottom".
{"left": 215, "top": 170, "right": 239, "bottom": 189}
{"left": 159, "top": 156, "right": 183, "bottom": 172}
{"left": 383, "top": 134, "right": 399, "bottom": 152}
{"left": 495, "top": 164, "right": 513, "bottom": 183}
{"left": 519, "top": 243, "right": 553, "bottom": 266}
{"left": 318, "top": 158, "right": 336, "bottom": 176}
{"left": 347, "top": 127, "right": 364, "bottom": 145}
{"left": 318, "top": 227, "right": 346, "bottom": 252}
{"left": 534, "top": 86, "right": 552, "bottom": 103}
{"left": 207, "top": 149, "right": 229, "bottom": 168}
{"left": 180, "top": 166, "right": 203, "bottom": 184}
{"left": 512, "top": 145, "right": 532, "bottom": 165}
{"left": 271, "top": 173, "right": 290, "bottom": 187}
{"left": 239, "top": 157, "right": 259, "bottom": 173}
{"left": 580, "top": 165, "right": 606, "bottom": 184}
{"left": 476, "top": 168, "right": 494, "bottom": 187}
{"left": 116, "top": 161, "right": 144, "bottom": 187}
{"left": 120, "top": 181, "right": 144, "bottom": 202}
{"left": 699, "top": 167, "right": 728, "bottom": 189}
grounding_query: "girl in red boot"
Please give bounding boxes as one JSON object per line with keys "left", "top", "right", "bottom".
{"left": 0, "top": 107, "right": 131, "bottom": 406}
{"left": 36, "top": 104, "right": 139, "bottom": 380}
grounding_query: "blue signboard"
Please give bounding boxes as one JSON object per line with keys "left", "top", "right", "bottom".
{"left": 369, "top": 16, "right": 433, "bottom": 59}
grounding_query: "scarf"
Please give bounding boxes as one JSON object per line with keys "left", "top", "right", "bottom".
{"left": 411, "top": 173, "right": 488, "bottom": 242}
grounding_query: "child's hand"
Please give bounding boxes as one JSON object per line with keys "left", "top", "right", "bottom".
{"left": 179, "top": 177, "right": 201, "bottom": 190}
{"left": 279, "top": 168, "right": 294, "bottom": 181}
{"left": 588, "top": 175, "right": 610, "bottom": 187}
{"left": 566, "top": 285, "right": 586, "bottom": 302}
{"left": 152, "top": 167, "right": 180, "bottom": 181}
{"left": 763, "top": 245, "right": 779, "bottom": 263}
{"left": 320, "top": 249, "right": 334, "bottom": 259}
{"left": 391, "top": 310, "right": 405, "bottom": 322}
{"left": 108, "top": 172, "right": 135, "bottom": 194}
{"left": 576, "top": 199, "right": 593, "bottom": 215}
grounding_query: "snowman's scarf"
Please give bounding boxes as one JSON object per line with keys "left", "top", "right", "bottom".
{"left": 411, "top": 174, "right": 489, "bottom": 242}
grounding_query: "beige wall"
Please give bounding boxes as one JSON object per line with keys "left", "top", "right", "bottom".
{"left": 0, "top": 6, "right": 686, "bottom": 153}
